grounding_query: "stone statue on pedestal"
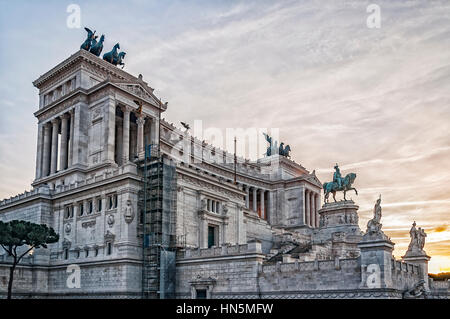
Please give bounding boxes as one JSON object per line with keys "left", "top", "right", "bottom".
{"left": 364, "top": 195, "right": 388, "bottom": 240}
{"left": 407, "top": 221, "right": 427, "bottom": 253}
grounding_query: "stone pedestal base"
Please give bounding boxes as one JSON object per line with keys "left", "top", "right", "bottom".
{"left": 314, "top": 200, "right": 363, "bottom": 258}
{"left": 318, "top": 200, "right": 359, "bottom": 227}
{"left": 317, "top": 200, "right": 362, "bottom": 238}
{"left": 358, "top": 236, "right": 395, "bottom": 289}
{"left": 402, "top": 250, "right": 431, "bottom": 291}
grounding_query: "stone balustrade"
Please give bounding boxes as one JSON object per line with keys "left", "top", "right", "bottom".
{"left": 430, "top": 279, "right": 449, "bottom": 290}
{"left": 0, "top": 166, "right": 126, "bottom": 207}
{"left": 392, "top": 259, "right": 420, "bottom": 275}
{"left": 161, "top": 118, "right": 267, "bottom": 178}
{"left": 180, "top": 241, "right": 263, "bottom": 259}
{"left": 0, "top": 186, "right": 51, "bottom": 207}
{"left": 260, "top": 258, "right": 359, "bottom": 274}
{"left": 0, "top": 254, "right": 34, "bottom": 265}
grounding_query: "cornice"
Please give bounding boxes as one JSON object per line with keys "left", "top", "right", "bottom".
{"left": 33, "top": 50, "right": 133, "bottom": 89}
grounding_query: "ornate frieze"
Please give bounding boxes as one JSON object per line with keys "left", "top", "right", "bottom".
{"left": 36, "top": 91, "right": 87, "bottom": 122}
{"left": 180, "top": 173, "right": 243, "bottom": 201}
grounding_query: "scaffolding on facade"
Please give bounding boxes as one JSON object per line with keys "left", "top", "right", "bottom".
{"left": 138, "top": 142, "right": 177, "bottom": 299}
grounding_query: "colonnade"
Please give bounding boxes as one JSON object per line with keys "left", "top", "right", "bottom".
{"left": 305, "top": 189, "right": 320, "bottom": 228}
{"left": 36, "top": 104, "right": 158, "bottom": 179}
{"left": 242, "top": 185, "right": 269, "bottom": 220}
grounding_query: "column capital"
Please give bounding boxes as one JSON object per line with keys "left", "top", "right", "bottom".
{"left": 121, "top": 105, "right": 133, "bottom": 113}
{"left": 61, "top": 112, "right": 70, "bottom": 120}
{"left": 51, "top": 117, "right": 60, "bottom": 125}
{"left": 136, "top": 115, "right": 146, "bottom": 125}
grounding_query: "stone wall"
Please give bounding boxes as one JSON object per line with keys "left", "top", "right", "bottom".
{"left": 428, "top": 279, "right": 449, "bottom": 299}
{"left": 258, "top": 258, "right": 361, "bottom": 297}
{"left": 0, "top": 197, "right": 52, "bottom": 226}
{"left": 0, "top": 256, "right": 46, "bottom": 298}
{"left": 390, "top": 259, "right": 422, "bottom": 291}
{"left": 244, "top": 212, "right": 273, "bottom": 253}
{"left": 0, "top": 254, "right": 142, "bottom": 299}
{"left": 176, "top": 242, "right": 265, "bottom": 298}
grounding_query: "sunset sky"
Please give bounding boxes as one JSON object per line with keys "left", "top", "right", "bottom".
{"left": 0, "top": 0, "right": 449, "bottom": 273}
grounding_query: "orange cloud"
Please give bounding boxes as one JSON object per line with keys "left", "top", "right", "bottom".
{"left": 433, "top": 225, "right": 448, "bottom": 233}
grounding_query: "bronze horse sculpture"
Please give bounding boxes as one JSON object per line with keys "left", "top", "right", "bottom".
{"left": 80, "top": 27, "right": 96, "bottom": 51}
{"left": 89, "top": 34, "right": 105, "bottom": 57}
{"left": 103, "top": 43, "right": 126, "bottom": 68}
{"left": 323, "top": 172, "right": 358, "bottom": 203}
{"left": 279, "top": 143, "right": 291, "bottom": 157}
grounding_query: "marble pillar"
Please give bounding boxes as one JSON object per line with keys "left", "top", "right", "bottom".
{"left": 60, "top": 114, "right": 69, "bottom": 170}
{"left": 42, "top": 123, "right": 51, "bottom": 177}
{"left": 137, "top": 115, "right": 145, "bottom": 159}
{"left": 50, "top": 118, "right": 59, "bottom": 174}
{"left": 305, "top": 189, "right": 310, "bottom": 227}
{"left": 68, "top": 109, "right": 74, "bottom": 167}
{"left": 35, "top": 123, "right": 44, "bottom": 179}
{"left": 260, "top": 189, "right": 265, "bottom": 219}
{"left": 252, "top": 187, "right": 257, "bottom": 212}
{"left": 151, "top": 117, "right": 160, "bottom": 146}
{"left": 245, "top": 186, "right": 250, "bottom": 209}
{"left": 311, "top": 192, "right": 316, "bottom": 228}
{"left": 122, "top": 107, "right": 130, "bottom": 164}
{"left": 315, "top": 194, "right": 320, "bottom": 228}
{"left": 105, "top": 99, "right": 116, "bottom": 163}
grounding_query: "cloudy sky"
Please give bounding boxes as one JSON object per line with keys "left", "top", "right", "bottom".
{"left": 0, "top": 0, "right": 449, "bottom": 273}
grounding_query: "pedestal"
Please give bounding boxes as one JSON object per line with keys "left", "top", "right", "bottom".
{"left": 315, "top": 200, "right": 363, "bottom": 258}
{"left": 402, "top": 250, "right": 431, "bottom": 291}
{"left": 358, "top": 234, "right": 395, "bottom": 289}
{"left": 317, "top": 200, "right": 362, "bottom": 237}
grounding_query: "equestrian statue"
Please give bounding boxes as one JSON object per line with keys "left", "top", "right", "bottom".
{"left": 322, "top": 163, "right": 358, "bottom": 203}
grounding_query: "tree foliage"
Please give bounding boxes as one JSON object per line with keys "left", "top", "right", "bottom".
{"left": 0, "top": 220, "right": 59, "bottom": 299}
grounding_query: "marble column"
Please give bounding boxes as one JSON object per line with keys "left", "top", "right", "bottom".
{"left": 122, "top": 107, "right": 130, "bottom": 164}
{"left": 35, "top": 123, "right": 44, "bottom": 179}
{"left": 252, "top": 187, "right": 257, "bottom": 212}
{"left": 260, "top": 189, "right": 265, "bottom": 220}
{"left": 42, "top": 123, "right": 51, "bottom": 177}
{"left": 50, "top": 118, "right": 59, "bottom": 174}
{"left": 137, "top": 115, "right": 145, "bottom": 159}
{"left": 245, "top": 186, "right": 250, "bottom": 209}
{"left": 151, "top": 117, "right": 159, "bottom": 146}
{"left": 316, "top": 194, "right": 320, "bottom": 228}
{"left": 105, "top": 99, "right": 116, "bottom": 163}
{"left": 311, "top": 192, "right": 316, "bottom": 228}
{"left": 200, "top": 216, "right": 208, "bottom": 248}
{"left": 60, "top": 114, "right": 69, "bottom": 170}
{"left": 222, "top": 222, "right": 227, "bottom": 245}
{"left": 267, "top": 191, "right": 272, "bottom": 223}
{"left": 73, "top": 204, "right": 78, "bottom": 245}
{"left": 305, "top": 189, "right": 310, "bottom": 227}
{"left": 68, "top": 109, "right": 74, "bottom": 167}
